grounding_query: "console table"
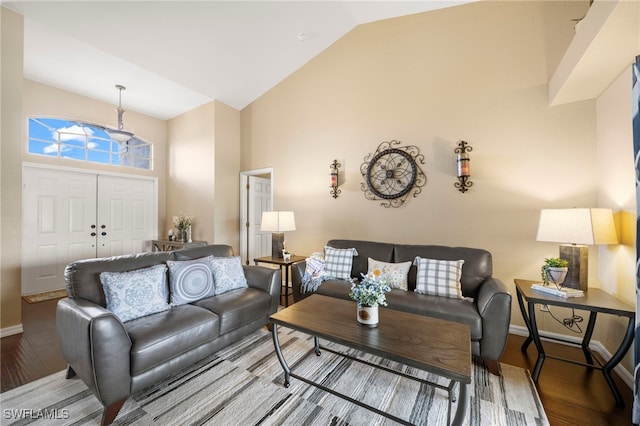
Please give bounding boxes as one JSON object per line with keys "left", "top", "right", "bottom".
{"left": 514, "top": 278, "right": 634, "bottom": 407}
{"left": 254, "top": 255, "right": 306, "bottom": 307}
{"left": 152, "top": 239, "right": 207, "bottom": 252}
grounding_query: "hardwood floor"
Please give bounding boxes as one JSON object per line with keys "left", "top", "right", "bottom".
{"left": 1, "top": 296, "right": 634, "bottom": 425}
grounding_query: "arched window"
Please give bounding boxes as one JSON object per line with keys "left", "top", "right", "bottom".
{"left": 28, "top": 117, "right": 152, "bottom": 170}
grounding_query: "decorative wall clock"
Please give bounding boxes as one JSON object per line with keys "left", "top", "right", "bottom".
{"left": 360, "top": 140, "right": 426, "bottom": 208}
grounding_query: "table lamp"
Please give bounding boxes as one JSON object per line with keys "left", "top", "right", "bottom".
{"left": 261, "top": 211, "right": 296, "bottom": 258}
{"left": 536, "top": 208, "right": 618, "bottom": 291}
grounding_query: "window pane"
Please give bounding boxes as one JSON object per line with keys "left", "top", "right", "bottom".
{"left": 29, "top": 140, "right": 58, "bottom": 156}
{"left": 60, "top": 145, "right": 86, "bottom": 161}
{"left": 89, "top": 138, "right": 111, "bottom": 152}
{"left": 88, "top": 149, "right": 110, "bottom": 164}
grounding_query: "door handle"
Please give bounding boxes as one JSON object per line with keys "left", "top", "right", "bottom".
{"left": 101, "top": 232, "right": 107, "bottom": 236}
{"left": 91, "top": 224, "right": 96, "bottom": 229}
{"left": 91, "top": 232, "right": 96, "bottom": 237}
{"left": 101, "top": 225, "right": 106, "bottom": 229}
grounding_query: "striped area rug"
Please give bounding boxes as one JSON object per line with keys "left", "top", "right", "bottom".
{"left": 0, "top": 328, "right": 548, "bottom": 425}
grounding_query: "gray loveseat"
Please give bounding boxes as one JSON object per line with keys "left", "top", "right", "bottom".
{"left": 56, "top": 244, "right": 281, "bottom": 425}
{"left": 291, "top": 239, "right": 511, "bottom": 374}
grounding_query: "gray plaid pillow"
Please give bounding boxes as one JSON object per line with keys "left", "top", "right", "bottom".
{"left": 413, "top": 257, "right": 464, "bottom": 299}
{"left": 324, "top": 246, "right": 358, "bottom": 280}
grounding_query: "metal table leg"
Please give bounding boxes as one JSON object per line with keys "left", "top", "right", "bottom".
{"left": 271, "top": 324, "right": 291, "bottom": 387}
{"left": 451, "top": 382, "right": 469, "bottom": 426}
{"left": 602, "top": 316, "right": 635, "bottom": 407}
{"left": 581, "top": 312, "right": 597, "bottom": 366}
{"left": 528, "top": 301, "right": 546, "bottom": 381}
{"left": 516, "top": 288, "right": 534, "bottom": 352}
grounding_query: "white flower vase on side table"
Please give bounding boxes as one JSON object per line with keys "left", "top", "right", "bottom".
{"left": 357, "top": 304, "right": 379, "bottom": 327}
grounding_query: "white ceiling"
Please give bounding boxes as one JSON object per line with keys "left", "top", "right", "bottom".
{"left": 4, "top": 1, "right": 475, "bottom": 120}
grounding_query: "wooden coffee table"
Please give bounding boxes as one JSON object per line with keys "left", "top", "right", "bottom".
{"left": 269, "top": 294, "right": 471, "bottom": 426}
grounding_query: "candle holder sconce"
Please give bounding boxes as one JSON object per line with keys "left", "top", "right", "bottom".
{"left": 330, "top": 159, "right": 341, "bottom": 199}
{"left": 454, "top": 141, "right": 472, "bottom": 193}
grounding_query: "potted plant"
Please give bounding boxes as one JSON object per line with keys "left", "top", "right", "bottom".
{"left": 349, "top": 271, "right": 391, "bottom": 327}
{"left": 541, "top": 257, "right": 569, "bottom": 287}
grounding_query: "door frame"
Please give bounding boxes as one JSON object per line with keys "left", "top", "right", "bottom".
{"left": 239, "top": 167, "right": 274, "bottom": 264}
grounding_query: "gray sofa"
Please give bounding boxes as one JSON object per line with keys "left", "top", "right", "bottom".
{"left": 291, "top": 239, "right": 511, "bottom": 374}
{"left": 56, "top": 245, "right": 281, "bottom": 426}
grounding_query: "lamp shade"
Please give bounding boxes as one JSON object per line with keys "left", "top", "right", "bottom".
{"left": 536, "top": 208, "right": 618, "bottom": 245}
{"left": 260, "top": 211, "right": 296, "bottom": 232}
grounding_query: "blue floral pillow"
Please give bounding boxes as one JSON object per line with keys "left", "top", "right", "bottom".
{"left": 167, "top": 256, "right": 216, "bottom": 305}
{"left": 210, "top": 256, "right": 248, "bottom": 295}
{"left": 100, "top": 264, "right": 170, "bottom": 322}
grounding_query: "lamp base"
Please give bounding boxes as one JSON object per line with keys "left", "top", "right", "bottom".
{"left": 559, "top": 244, "right": 588, "bottom": 291}
{"left": 271, "top": 232, "right": 284, "bottom": 259}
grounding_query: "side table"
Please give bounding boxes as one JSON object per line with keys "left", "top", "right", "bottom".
{"left": 152, "top": 239, "right": 207, "bottom": 252}
{"left": 514, "top": 278, "right": 634, "bottom": 407}
{"left": 254, "top": 255, "right": 306, "bottom": 307}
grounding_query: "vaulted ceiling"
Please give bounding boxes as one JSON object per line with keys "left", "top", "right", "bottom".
{"left": 4, "top": 1, "right": 475, "bottom": 120}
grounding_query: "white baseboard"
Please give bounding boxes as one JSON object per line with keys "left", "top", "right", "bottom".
{"left": 509, "top": 324, "right": 634, "bottom": 390}
{"left": 0, "top": 324, "right": 24, "bottom": 338}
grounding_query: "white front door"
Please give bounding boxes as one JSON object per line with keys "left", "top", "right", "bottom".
{"left": 22, "top": 165, "right": 157, "bottom": 295}
{"left": 22, "top": 166, "right": 97, "bottom": 295}
{"left": 97, "top": 175, "right": 155, "bottom": 257}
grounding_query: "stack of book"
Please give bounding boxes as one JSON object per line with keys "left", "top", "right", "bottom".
{"left": 531, "top": 283, "right": 584, "bottom": 298}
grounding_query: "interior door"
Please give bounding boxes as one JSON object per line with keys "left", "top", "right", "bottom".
{"left": 248, "top": 176, "right": 271, "bottom": 262}
{"left": 22, "top": 166, "right": 97, "bottom": 295}
{"left": 97, "top": 175, "right": 155, "bottom": 257}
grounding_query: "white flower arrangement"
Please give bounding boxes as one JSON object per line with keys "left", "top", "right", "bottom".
{"left": 172, "top": 213, "right": 193, "bottom": 231}
{"left": 349, "top": 271, "right": 391, "bottom": 307}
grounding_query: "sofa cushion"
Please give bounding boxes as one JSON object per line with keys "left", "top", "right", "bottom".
{"left": 313, "top": 279, "right": 352, "bottom": 300}
{"left": 413, "top": 257, "right": 464, "bottom": 299}
{"left": 324, "top": 246, "right": 358, "bottom": 280}
{"left": 327, "top": 239, "right": 394, "bottom": 278}
{"left": 66, "top": 251, "right": 172, "bottom": 307}
{"left": 393, "top": 244, "right": 492, "bottom": 299}
{"left": 100, "top": 264, "right": 171, "bottom": 322}
{"left": 368, "top": 257, "right": 411, "bottom": 291}
{"left": 194, "top": 288, "right": 271, "bottom": 334}
{"left": 385, "top": 289, "right": 482, "bottom": 340}
{"left": 167, "top": 256, "right": 216, "bottom": 305}
{"left": 125, "top": 304, "right": 220, "bottom": 376}
{"left": 210, "top": 256, "right": 248, "bottom": 295}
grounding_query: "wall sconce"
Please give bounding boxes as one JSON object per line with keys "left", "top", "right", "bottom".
{"left": 454, "top": 140, "right": 473, "bottom": 193}
{"left": 330, "top": 159, "right": 341, "bottom": 199}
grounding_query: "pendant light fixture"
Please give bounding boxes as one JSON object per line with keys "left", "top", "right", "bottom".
{"left": 105, "top": 84, "right": 134, "bottom": 143}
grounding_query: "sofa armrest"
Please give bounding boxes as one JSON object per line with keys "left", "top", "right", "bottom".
{"left": 476, "top": 277, "right": 512, "bottom": 361}
{"left": 56, "top": 298, "right": 132, "bottom": 406}
{"left": 243, "top": 265, "right": 282, "bottom": 314}
{"left": 291, "top": 261, "right": 306, "bottom": 303}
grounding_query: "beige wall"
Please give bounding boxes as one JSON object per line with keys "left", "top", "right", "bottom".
{"left": 1, "top": 7, "right": 25, "bottom": 332}
{"left": 167, "top": 102, "right": 216, "bottom": 243}
{"left": 240, "top": 1, "right": 634, "bottom": 372}
{"left": 595, "top": 67, "right": 637, "bottom": 370}
{"left": 167, "top": 100, "right": 241, "bottom": 252}
{"left": 213, "top": 101, "right": 241, "bottom": 252}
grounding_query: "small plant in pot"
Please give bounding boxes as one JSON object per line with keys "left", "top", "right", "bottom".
{"left": 541, "top": 257, "right": 569, "bottom": 287}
